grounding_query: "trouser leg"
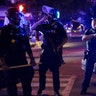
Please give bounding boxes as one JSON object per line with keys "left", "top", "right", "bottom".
{"left": 39, "top": 64, "right": 48, "bottom": 90}
{"left": 3, "top": 70, "right": 18, "bottom": 96}
{"left": 20, "top": 67, "right": 34, "bottom": 96}
{"left": 82, "top": 57, "right": 95, "bottom": 90}
{"left": 21, "top": 78, "right": 32, "bottom": 96}
{"left": 52, "top": 68, "right": 60, "bottom": 91}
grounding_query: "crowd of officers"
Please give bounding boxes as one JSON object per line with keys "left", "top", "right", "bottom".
{"left": 0, "top": 5, "right": 96, "bottom": 96}
{"left": 0, "top": 6, "right": 68, "bottom": 96}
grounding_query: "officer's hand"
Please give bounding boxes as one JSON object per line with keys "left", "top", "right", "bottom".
{"left": 0, "top": 58, "right": 9, "bottom": 70}
{"left": 30, "top": 59, "right": 39, "bottom": 71}
{"left": 30, "top": 59, "right": 36, "bottom": 66}
{"left": 93, "top": 34, "right": 96, "bottom": 37}
{"left": 57, "top": 45, "right": 61, "bottom": 52}
{"left": 53, "top": 48, "right": 57, "bottom": 53}
{"left": 2, "top": 64, "right": 9, "bottom": 71}
{"left": 57, "top": 47, "right": 60, "bottom": 52}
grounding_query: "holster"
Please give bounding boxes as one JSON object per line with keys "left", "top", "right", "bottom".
{"left": 83, "top": 50, "right": 89, "bottom": 60}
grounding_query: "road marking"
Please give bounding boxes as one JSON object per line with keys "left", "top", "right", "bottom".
{"left": 0, "top": 71, "right": 77, "bottom": 96}
{"left": 17, "top": 71, "right": 77, "bottom": 96}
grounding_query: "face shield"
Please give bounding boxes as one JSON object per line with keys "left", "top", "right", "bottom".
{"left": 92, "top": 19, "right": 96, "bottom": 29}
{"left": 49, "top": 9, "right": 60, "bottom": 19}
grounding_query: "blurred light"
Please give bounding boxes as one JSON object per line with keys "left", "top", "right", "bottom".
{"left": 18, "top": 4, "right": 24, "bottom": 12}
{"left": 10, "top": 0, "right": 17, "bottom": 4}
{"left": 57, "top": 10, "right": 60, "bottom": 18}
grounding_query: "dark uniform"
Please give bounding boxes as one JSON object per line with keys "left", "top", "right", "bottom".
{"left": 81, "top": 28, "right": 96, "bottom": 94}
{"left": 36, "top": 18, "right": 67, "bottom": 95}
{"left": 0, "top": 24, "right": 34, "bottom": 96}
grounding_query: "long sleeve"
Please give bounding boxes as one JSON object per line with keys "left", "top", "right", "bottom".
{"left": 0, "top": 27, "right": 6, "bottom": 58}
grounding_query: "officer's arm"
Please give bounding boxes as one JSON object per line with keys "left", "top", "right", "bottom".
{"left": 28, "top": 53, "right": 36, "bottom": 66}
{"left": 57, "top": 37, "right": 68, "bottom": 51}
{"left": 0, "top": 28, "right": 9, "bottom": 70}
{"left": 82, "top": 29, "right": 96, "bottom": 41}
{"left": 57, "top": 26, "right": 68, "bottom": 50}
{"left": 31, "top": 17, "right": 46, "bottom": 30}
{"left": 25, "top": 36, "right": 36, "bottom": 66}
{"left": 82, "top": 34, "right": 95, "bottom": 41}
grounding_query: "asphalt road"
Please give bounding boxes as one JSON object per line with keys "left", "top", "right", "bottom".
{"left": 62, "top": 36, "right": 96, "bottom": 96}
{"left": 1, "top": 36, "right": 96, "bottom": 96}
{"left": 32, "top": 36, "right": 96, "bottom": 96}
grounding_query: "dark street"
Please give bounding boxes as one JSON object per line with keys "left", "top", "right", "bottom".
{"left": 1, "top": 36, "right": 96, "bottom": 96}
{"left": 0, "top": 0, "right": 96, "bottom": 95}
{"left": 32, "top": 35, "right": 96, "bottom": 96}
{"left": 62, "top": 36, "right": 96, "bottom": 96}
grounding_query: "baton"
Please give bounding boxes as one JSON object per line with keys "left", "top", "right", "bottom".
{"left": 0, "top": 64, "right": 32, "bottom": 71}
{"left": 0, "top": 63, "right": 40, "bottom": 71}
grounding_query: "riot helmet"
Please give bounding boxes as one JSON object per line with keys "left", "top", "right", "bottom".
{"left": 49, "top": 9, "right": 60, "bottom": 19}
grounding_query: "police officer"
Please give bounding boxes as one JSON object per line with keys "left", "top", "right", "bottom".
{"left": 0, "top": 7, "right": 36, "bottom": 96}
{"left": 81, "top": 19, "right": 96, "bottom": 95}
{"left": 32, "top": 6, "right": 68, "bottom": 96}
